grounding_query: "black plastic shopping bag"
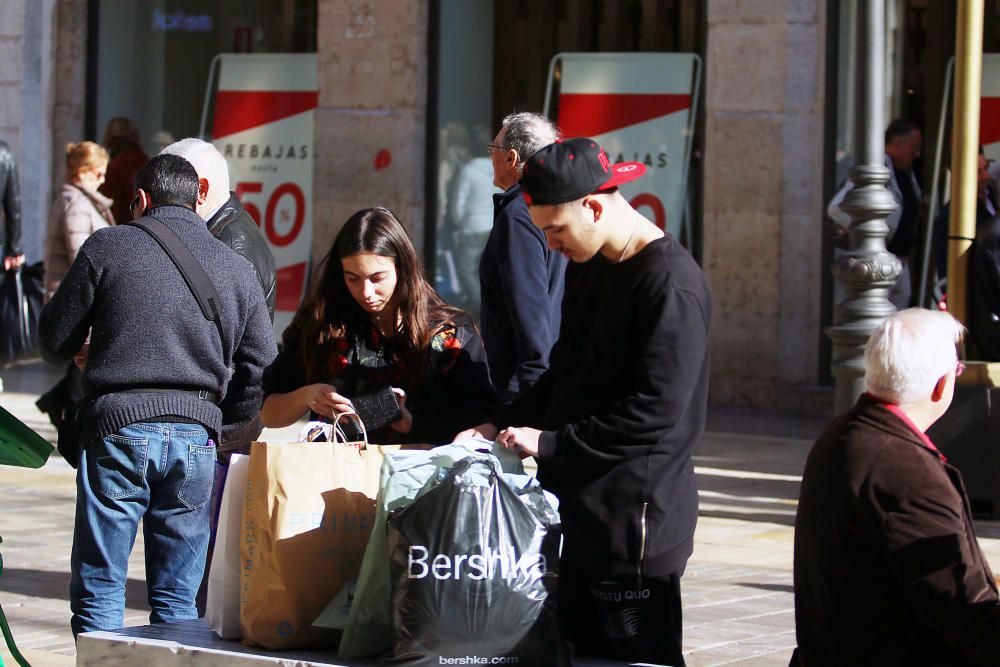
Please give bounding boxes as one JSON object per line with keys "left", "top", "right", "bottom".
{"left": 0, "top": 263, "right": 43, "bottom": 367}
{"left": 386, "top": 458, "right": 569, "bottom": 666}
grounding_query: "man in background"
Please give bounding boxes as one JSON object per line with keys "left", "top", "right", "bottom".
{"left": 160, "top": 138, "right": 276, "bottom": 321}
{"left": 829, "top": 118, "right": 922, "bottom": 308}
{"left": 479, "top": 112, "right": 565, "bottom": 402}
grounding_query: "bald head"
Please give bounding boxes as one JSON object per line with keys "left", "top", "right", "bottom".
{"left": 159, "top": 138, "right": 231, "bottom": 218}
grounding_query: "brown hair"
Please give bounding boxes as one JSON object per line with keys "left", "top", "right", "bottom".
{"left": 288, "top": 207, "right": 463, "bottom": 386}
{"left": 65, "top": 141, "right": 109, "bottom": 181}
{"left": 101, "top": 117, "right": 141, "bottom": 148}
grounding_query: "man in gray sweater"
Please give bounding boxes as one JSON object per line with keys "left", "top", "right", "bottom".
{"left": 38, "top": 154, "right": 277, "bottom": 636}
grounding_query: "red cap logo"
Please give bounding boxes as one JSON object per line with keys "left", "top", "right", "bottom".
{"left": 597, "top": 148, "right": 611, "bottom": 173}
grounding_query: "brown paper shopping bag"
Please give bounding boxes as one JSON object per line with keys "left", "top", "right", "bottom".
{"left": 240, "top": 415, "right": 385, "bottom": 649}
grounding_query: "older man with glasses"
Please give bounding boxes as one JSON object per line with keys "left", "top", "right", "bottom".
{"left": 791, "top": 308, "right": 1000, "bottom": 665}
{"left": 478, "top": 111, "right": 565, "bottom": 403}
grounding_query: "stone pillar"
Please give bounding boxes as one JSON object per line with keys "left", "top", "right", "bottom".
{"left": 702, "top": 0, "right": 827, "bottom": 409}
{"left": 312, "top": 0, "right": 429, "bottom": 269}
{"left": 0, "top": 0, "right": 82, "bottom": 264}
{"left": 0, "top": 0, "right": 41, "bottom": 262}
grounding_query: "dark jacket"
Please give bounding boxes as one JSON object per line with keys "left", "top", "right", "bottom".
{"left": 971, "top": 217, "right": 1000, "bottom": 360}
{"left": 0, "top": 140, "right": 22, "bottom": 259}
{"left": 99, "top": 141, "right": 148, "bottom": 225}
{"left": 208, "top": 193, "right": 277, "bottom": 321}
{"left": 38, "top": 204, "right": 278, "bottom": 443}
{"left": 499, "top": 234, "right": 711, "bottom": 580}
{"left": 791, "top": 394, "right": 1000, "bottom": 666}
{"left": 479, "top": 183, "right": 566, "bottom": 402}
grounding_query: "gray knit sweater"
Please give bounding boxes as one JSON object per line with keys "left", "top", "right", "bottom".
{"left": 38, "top": 204, "right": 277, "bottom": 441}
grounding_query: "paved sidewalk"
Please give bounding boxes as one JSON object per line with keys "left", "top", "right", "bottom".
{"left": 0, "top": 361, "right": 993, "bottom": 666}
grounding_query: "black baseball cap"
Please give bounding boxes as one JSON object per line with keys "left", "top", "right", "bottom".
{"left": 520, "top": 138, "right": 647, "bottom": 206}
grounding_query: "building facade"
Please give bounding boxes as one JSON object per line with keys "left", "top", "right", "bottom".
{"left": 1, "top": 0, "right": 980, "bottom": 413}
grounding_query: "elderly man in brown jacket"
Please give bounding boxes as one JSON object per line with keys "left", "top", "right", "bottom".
{"left": 792, "top": 308, "right": 1000, "bottom": 666}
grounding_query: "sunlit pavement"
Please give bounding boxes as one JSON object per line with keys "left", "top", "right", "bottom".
{"left": 3, "top": 361, "right": 999, "bottom": 666}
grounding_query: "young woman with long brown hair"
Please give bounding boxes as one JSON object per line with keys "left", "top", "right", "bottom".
{"left": 261, "top": 207, "right": 498, "bottom": 443}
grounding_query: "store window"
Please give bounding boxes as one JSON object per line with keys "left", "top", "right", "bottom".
{"left": 431, "top": 0, "right": 705, "bottom": 320}
{"left": 90, "top": 0, "right": 316, "bottom": 153}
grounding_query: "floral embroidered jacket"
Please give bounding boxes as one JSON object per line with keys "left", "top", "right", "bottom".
{"left": 262, "top": 314, "right": 499, "bottom": 444}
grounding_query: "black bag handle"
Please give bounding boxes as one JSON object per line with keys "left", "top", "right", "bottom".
{"left": 127, "top": 216, "right": 225, "bottom": 346}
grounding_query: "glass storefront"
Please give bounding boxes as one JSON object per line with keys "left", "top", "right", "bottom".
{"left": 91, "top": 1, "right": 316, "bottom": 154}
{"left": 431, "top": 0, "right": 705, "bottom": 320}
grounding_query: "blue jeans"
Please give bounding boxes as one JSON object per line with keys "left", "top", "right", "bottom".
{"left": 70, "top": 421, "right": 215, "bottom": 636}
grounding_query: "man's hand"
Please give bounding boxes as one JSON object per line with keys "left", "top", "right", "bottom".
{"left": 3, "top": 254, "right": 24, "bottom": 271}
{"left": 453, "top": 422, "right": 499, "bottom": 442}
{"left": 497, "top": 426, "right": 542, "bottom": 459}
{"left": 73, "top": 342, "right": 90, "bottom": 370}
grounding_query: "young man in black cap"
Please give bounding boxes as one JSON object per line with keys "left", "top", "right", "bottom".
{"left": 457, "top": 137, "right": 712, "bottom": 664}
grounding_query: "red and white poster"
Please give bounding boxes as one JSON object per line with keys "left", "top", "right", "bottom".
{"left": 208, "top": 53, "right": 318, "bottom": 337}
{"left": 981, "top": 54, "right": 1000, "bottom": 162}
{"left": 545, "top": 53, "right": 701, "bottom": 239}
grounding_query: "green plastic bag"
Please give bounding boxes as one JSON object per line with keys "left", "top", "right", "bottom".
{"left": 332, "top": 439, "right": 532, "bottom": 658}
{"left": 0, "top": 403, "right": 53, "bottom": 469}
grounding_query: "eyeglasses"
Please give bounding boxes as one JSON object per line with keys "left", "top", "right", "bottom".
{"left": 486, "top": 143, "right": 509, "bottom": 155}
{"left": 956, "top": 361, "right": 966, "bottom": 377}
{"left": 129, "top": 193, "right": 142, "bottom": 219}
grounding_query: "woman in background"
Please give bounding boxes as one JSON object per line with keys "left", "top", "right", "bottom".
{"left": 36, "top": 141, "right": 115, "bottom": 426}
{"left": 99, "top": 117, "right": 148, "bottom": 225}
{"left": 261, "top": 207, "right": 498, "bottom": 443}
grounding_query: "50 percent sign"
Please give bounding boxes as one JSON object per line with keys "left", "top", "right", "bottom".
{"left": 235, "top": 181, "right": 306, "bottom": 247}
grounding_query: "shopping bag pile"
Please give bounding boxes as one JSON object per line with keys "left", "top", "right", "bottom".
{"left": 238, "top": 416, "right": 385, "bottom": 649}
{"left": 335, "top": 440, "right": 568, "bottom": 665}
{"left": 205, "top": 453, "right": 249, "bottom": 639}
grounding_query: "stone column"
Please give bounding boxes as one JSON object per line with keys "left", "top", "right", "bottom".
{"left": 826, "top": 0, "right": 900, "bottom": 414}
{"left": 312, "top": 0, "right": 428, "bottom": 269}
{"left": 0, "top": 0, "right": 77, "bottom": 264}
{"left": 703, "top": 0, "right": 826, "bottom": 409}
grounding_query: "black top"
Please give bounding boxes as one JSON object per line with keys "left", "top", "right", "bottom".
{"left": 207, "top": 193, "right": 278, "bottom": 321}
{"left": 499, "top": 233, "right": 712, "bottom": 579}
{"left": 889, "top": 166, "right": 920, "bottom": 258}
{"left": 37, "top": 205, "right": 278, "bottom": 441}
{"left": 263, "top": 315, "right": 500, "bottom": 445}
{"left": 479, "top": 183, "right": 566, "bottom": 402}
{"left": 0, "top": 140, "right": 21, "bottom": 259}
{"left": 972, "top": 218, "right": 1000, "bottom": 360}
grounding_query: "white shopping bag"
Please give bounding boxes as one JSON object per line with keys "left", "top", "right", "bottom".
{"left": 205, "top": 453, "right": 249, "bottom": 639}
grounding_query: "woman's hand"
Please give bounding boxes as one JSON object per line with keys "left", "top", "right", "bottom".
{"left": 262, "top": 384, "right": 353, "bottom": 429}
{"left": 3, "top": 254, "right": 24, "bottom": 271}
{"left": 300, "top": 383, "right": 355, "bottom": 419}
{"left": 388, "top": 387, "right": 413, "bottom": 434}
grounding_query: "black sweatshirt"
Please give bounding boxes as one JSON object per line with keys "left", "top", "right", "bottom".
{"left": 38, "top": 205, "right": 277, "bottom": 442}
{"left": 499, "top": 233, "right": 712, "bottom": 580}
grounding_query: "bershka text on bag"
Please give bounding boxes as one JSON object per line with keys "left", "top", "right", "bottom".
{"left": 406, "top": 544, "right": 547, "bottom": 582}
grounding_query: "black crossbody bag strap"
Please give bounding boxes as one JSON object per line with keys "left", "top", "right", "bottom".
{"left": 127, "top": 216, "right": 226, "bottom": 347}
